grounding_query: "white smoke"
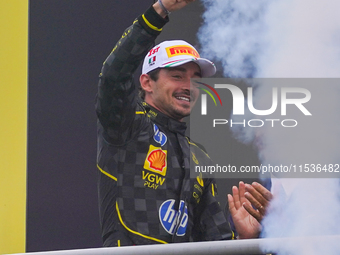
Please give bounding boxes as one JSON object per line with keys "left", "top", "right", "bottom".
{"left": 198, "top": 0, "right": 340, "bottom": 254}
{"left": 198, "top": 0, "right": 270, "bottom": 78}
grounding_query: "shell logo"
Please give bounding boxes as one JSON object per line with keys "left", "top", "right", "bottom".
{"left": 147, "top": 150, "right": 166, "bottom": 171}
{"left": 144, "top": 145, "right": 167, "bottom": 176}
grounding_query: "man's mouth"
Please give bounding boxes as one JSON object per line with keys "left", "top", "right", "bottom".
{"left": 175, "top": 96, "right": 190, "bottom": 102}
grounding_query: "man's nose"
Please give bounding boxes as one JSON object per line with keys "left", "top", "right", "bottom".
{"left": 180, "top": 79, "right": 191, "bottom": 91}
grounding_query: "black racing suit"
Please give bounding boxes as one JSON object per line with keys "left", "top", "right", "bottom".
{"left": 95, "top": 5, "right": 234, "bottom": 246}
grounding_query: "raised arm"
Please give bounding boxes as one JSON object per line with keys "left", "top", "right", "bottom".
{"left": 95, "top": 6, "right": 167, "bottom": 144}
{"left": 95, "top": 0, "right": 196, "bottom": 145}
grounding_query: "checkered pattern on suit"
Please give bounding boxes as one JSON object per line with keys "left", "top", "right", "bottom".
{"left": 96, "top": 6, "right": 233, "bottom": 247}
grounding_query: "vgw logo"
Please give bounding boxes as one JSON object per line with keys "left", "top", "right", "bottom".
{"left": 194, "top": 82, "right": 312, "bottom": 128}
{"left": 159, "top": 199, "right": 188, "bottom": 236}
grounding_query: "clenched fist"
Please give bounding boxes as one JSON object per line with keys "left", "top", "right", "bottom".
{"left": 153, "top": 0, "right": 196, "bottom": 17}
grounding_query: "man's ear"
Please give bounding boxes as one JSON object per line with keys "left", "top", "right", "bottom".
{"left": 140, "top": 74, "right": 153, "bottom": 93}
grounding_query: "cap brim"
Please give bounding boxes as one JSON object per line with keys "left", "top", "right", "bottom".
{"left": 195, "top": 58, "right": 216, "bottom": 77}
{"left": 161, "top": 58, "right": 216, "bottom": 77}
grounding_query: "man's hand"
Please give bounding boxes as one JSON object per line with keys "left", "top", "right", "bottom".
{"left": 243, "top": 182, "right": 273, "bottom": 222}
{"left": 228, "top": 181, "right": 262, "bottom": 239}
{"left": 153, "top": 0, "right": 196, "bottom": 18}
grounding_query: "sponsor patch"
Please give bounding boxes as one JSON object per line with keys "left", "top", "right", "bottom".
{"left": 159, "top": 199, "right": 188, "bottom": 236}
{"left": 165, "top": 45, "right": 200, "bottom": 58}
{"left": 142, "top": 170, "right": 165, "bottom": 190}
{"left": 144, "top": 145, "right": 167, "bottom": 176}
{"left": 147, "top": 109, "right": 158, "bottom": 118}
{"left": 176, "top": 200, "right": 188, "bottom": 236}
{"left": 153, "top": 124, "right": 167, "bottom": 146}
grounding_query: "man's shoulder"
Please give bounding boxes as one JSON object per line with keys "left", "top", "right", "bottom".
{"left": 186, "top": 137, "right": 208, "bottom": 154}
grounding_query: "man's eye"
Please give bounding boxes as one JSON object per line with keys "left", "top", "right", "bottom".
{"left": 173, "top": 75, "right": 182, "bottom": 79}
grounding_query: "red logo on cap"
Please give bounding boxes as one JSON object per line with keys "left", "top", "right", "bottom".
{"left": 148, "top": 46, "right": 161, "bottom": 57}
{"left": 166, "top": 45, "right": 200, "bottom": 58}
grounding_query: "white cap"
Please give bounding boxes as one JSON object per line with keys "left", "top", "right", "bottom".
{"left": 142, "top": 40, "right": 216, "bottom": 77}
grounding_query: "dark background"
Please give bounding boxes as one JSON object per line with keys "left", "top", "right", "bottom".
{"left": 27, "top": 0, "right": 259, "bottom": 252}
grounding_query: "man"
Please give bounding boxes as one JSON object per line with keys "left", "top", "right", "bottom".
{"left": 96, "top": 0, "right": 270, "bottom": 247}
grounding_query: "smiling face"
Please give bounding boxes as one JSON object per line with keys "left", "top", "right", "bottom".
{"left": 140, "top": 61, "right": 201, "bottom": 121}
